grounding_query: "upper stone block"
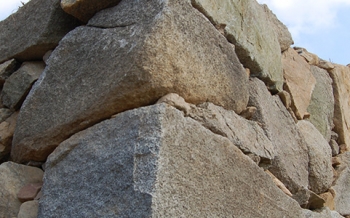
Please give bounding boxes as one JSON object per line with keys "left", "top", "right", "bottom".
{"left": 191, "top": 0, "right": 293, "bottom": 92}
{"left": 61, "top": 0, "right": 122, "bottom": 23}
{"left": 12, "top": 0, "right": 249, "bottom": 163}
{"left": 0, "top": 0, "right": 79, "bottom": 63}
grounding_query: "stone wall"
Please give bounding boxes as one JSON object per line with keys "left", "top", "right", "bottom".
{"left": 0, "top": 0, "right": 349, "bottom": 217}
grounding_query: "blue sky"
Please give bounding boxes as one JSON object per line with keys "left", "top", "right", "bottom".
{"left": 1, "top": 0, "right": 349, "bottom": 65}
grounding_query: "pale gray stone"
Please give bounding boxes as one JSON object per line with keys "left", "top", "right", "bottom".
{"left": 0, "top": 162, "right": 43, "bottom": 218}
{"left": 307, "top": 66, "right": 334, "bottom": 142}
{"left": 1, "top": 62, "right": 45, "bottom": 110}
{"left": 333, "top": 152, "right": 350, "bottom": 216}
{"left": 188, "top": 102, "right": 276, "bottom": 161}
{"left": 38, "top": 104, "right": 304, "bottom": 217}
{"left": 248, "top": 78, "right": 309, "bottom": 194}
{"left": 191, "top": 0, "right": 286, "bottom": 92}
{"left": 330, "top": 139, "right": 340, "bottom": 156}
{"left": 12, "top": 0, "right": 249, "bottom": 163}
{"left": 297, "top": 120, "right": 333, "bottom": 194}
{"left": 0, "top": 0, "right": 79, "bottom": 63}
{"left": 303, "top": 207, "right": 345, "bottom": 218}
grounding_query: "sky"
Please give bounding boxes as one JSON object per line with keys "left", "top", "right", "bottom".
{"left": 0, "top": 0, "right": 349, "bottom": 65}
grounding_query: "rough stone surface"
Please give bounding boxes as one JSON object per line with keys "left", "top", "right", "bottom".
{"left": 0, "top": 108, "right": 13, "bottom": 123}
{"left": 17, "top": 183, "right": 43, "bottom": 203}
{"left": 61, "top": 0, "right": 122, "bottom": 23}
{"left": 329, "top": 65, "right": 350, "bottom": 150}
{"left": 191, "top": 0, "right": 284, "bottom": 92}
{"left": 297, "top": 120, "right": 333, "bottom": 194}
{"left": 282, "top": 48, "right": 316, "bottom": 120}
{"left": 0, "top": 0, "right": 79, "bottom": 63}
{"left": 317, "top": 60, "right": 335, "bottom": 70}
{"left": 17, "top": 200, "right": 39, "bottom": 218}
{"left": 188, "top": 102, "right": 276, "bottom": 161}
{"left": 156, "top": 93, "right": 191, "bottom": 115}
{"left": 0, "top": 112, "right": 19, "bottom": 161}
{"left": 295, "top": 47, "right": 319, "bottom": 65}
{"left": 1, "top": 62, "right": 45, "bottom": 110}
{"left": 307, "top": 66, "right": 334, "bottom": 142}
{"left": 0, "top": 59, "right": 20, "bottom": 86}
{"left": 38, "top": 104, "right": 304, "bottom": 217}
{"left": 12, "top": 0, "right": 249, "bottom": 163}
{"left": 320, "top": 192, "right": 335, "bottom": 210}
{"left": 303, "top": 207, "right": 345, "bottom": 218}
{"left": 333, "top": 152, "right": 350, "bottom": 216}
{"left": 262, "top": 4, "right": 293, "bottom": 51}
{"left": 292, "top": 187, "right": 325, "bottom": 208}
{"left": 248, "top": 78, "right": 309, "bottom": 194}
{"left": 330, "top": 139, "right": 340, "bottom": 156}
{"left": 0, "top": 162, "right": 43, "bottom": 218}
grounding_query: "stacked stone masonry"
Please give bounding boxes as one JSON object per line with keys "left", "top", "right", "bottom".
{"left": 0, "top": 0, "right": 349, "bottom": 217}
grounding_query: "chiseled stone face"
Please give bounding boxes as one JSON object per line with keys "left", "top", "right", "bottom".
{"left": 38, "top": 104, "right": 304, "bottom": 218}
{"left": 12, "top": 0, "right": 249, "bottom": 163}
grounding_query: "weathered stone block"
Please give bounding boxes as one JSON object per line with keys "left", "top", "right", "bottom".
{"left": 329, "top": 65, "right": 350, "bottom": 150}
{"left": 248, "top": 78, "right": 309, "bottom": 194}
{"left": 297, "top": 120, "right": 333, "bottom": 194}
{"left": 12, "top": 0, "right": 249, "bottom": 163}
{"left": 191, "top": 0, "right": 289, "bottom": 91}
{"left": 0, "top": 0, "right": 79, "bottom": 63}
{"left": 1, "top": 62, "right": 45, "bottom": 110}
{"left": 38, "top": 104, "right": 304, "bottom": 217}
{"left": 282, "top": 48, "right": 316, "bottom": 120}
{"left": 307, "top": 66, "right": 334, "bottom": 142}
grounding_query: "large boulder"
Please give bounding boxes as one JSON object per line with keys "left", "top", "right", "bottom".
{"left": 191, "top": 0, "right": 290, "bottom": 92}
{"left": 307, "top": 65, "right": 334, "bottom": 142}
{"left": 248, "top": 78, "right": 309, "bottom": 194}
{"left": 38, "top": 104, "right": 304, "bottom": 217}
{"left": 1, "top": 62, "right": 45, "bottom": 110}
{"left": 0, "top": 59, "right": 20, "bottom": 86}
{"left": 328, "top": 65, "right": 350, "bottom": 150}
{"left": 0, "top": 162, "right": 43, "bottom": 218}
{"left": 61, "top": 0, "right": 122, "bottom": 23}
{"left": 282, "top": 48, "right": 316, "bottom": 120}
{"left": 296, "top": 120, "right": 333, "bottom": 194}
{"left": 0, "top": 0, "right": 79, "bottom": 63}
{"left": 12, "top": 0, "right": 249, "bottom": 163}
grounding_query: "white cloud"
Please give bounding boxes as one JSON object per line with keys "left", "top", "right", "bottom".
{"left": 257, "top": 0, "right": 350, "bottom": 40}
{"left": 0, "top": 0, "right": 31, "bottom": 21}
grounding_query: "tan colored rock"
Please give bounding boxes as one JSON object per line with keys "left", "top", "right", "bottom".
{"left": 0, "top": 162, "right": 43, "bottom": 218}
{"left": 191, "top": 0, "right": 285, "bottom": 92}
{"left": 239, "top": 106, "right": 257, "bottom": 120}
{"left": 318, "top": 60, "right": 335, "bottom": 70}
{"left": 282, "top": 48, "right": 316, "bottom": 120}
{"left": 156, "top": 93, "right": 191, "bottom": 115}
{"left": 294, "top": 47, "right": 319, "bottom": 65}
{"left": 12, "top": 0, "right": 249, "bottom": 163}
{"left": 61, "top": 0, "right": 122, "bottom": 23}
{"left": 329, "top": 65, "right": 350, "bottom": 151}
{"left": 0, "top": 112, "right": 19, "bottom": 161}
{"left": 320, "top": 192, "right": 335, "bottom": 210}
{"left": 278, "top": 90, "right": 292, "bottom": 109}
{"left": 17, "top": 200, "right": 39, "bottom": 218}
